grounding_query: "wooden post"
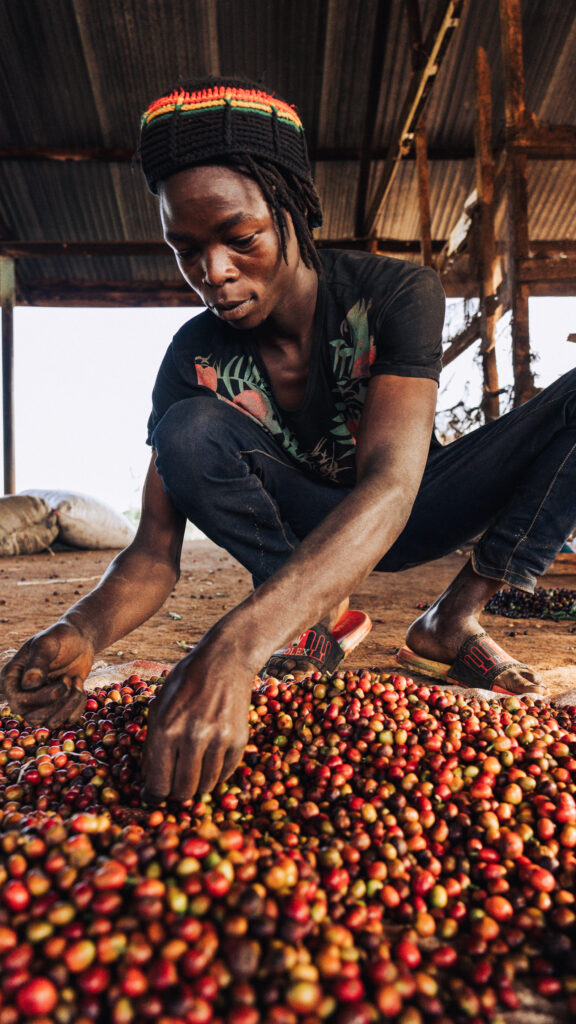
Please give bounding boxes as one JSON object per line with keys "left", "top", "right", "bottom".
{"left": 500, "top": 0, "right": 537, "bottom": 405}
{"left": 474, "top": 47, "right": 500, "bottom": 422}
{"left": 415, "top": 116, "right": 433, "bottom": 267}
{"left": 1, "top": 257, "right": 15, "bottom": 494}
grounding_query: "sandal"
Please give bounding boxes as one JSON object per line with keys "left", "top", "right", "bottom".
{"left": 264, "top": 609, "right": 372, "bottom": 677}
{"left": 396, "top": 632, "right": 536, "bottom": 695}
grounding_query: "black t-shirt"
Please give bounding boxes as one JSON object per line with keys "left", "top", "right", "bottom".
{"left": 147, "top": 250, "right": 445, "bottom": 486}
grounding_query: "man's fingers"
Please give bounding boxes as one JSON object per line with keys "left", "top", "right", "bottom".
{"left": 141, "top": 724, "right": 177, "bottom": 804}
{"left": 20, "top": 641, "right": 62, "bottom": 690}
{"left": 1, "top": 645, "right": 60, "bottom": 703}
{"left": 66, "top": 680, "right": 87, "bottom": 723}
{"left": 53, "top": 687, "right": 87, "bottom": 726}
{"left": 21, "top": 663, "right": 52, "bottom": 691}
{"left": 18, "top": 679, "right": 85, "bottom": 729}
{"left": 172, "top": 741, "right": 217, "bottom": 802}
{"left": 0, "top": 654, "right": 32, "bottom": 700}
{"left": 44, "top": 693, "right": 85, "bottom": 729}
{"left": 217, "top": 742, "right": 246, "bottom": 788}
{"left": 8, "top": 679, "right": 68, "bottom": 710}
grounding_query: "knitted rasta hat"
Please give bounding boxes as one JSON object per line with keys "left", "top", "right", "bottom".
{"left": 139, "top": 78, "right": 322, "bottom": 228}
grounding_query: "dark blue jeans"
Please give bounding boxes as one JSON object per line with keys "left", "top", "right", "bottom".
{"left": 152, "top": 369, "right": 576, "bottom": 595}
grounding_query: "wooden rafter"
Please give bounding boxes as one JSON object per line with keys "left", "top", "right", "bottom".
{"left": 442, "top": 312, "right": 482, "bottom": 367}
{"left": 362, "top": 0, "right": 464, "bottom": 237}
{"left": 0, "top": 239, "right": 448, "bottom": 260}
{"left": 16, "top": 272, "right": 481, "bottom": 306}
{"left": 512, "top": 118, "right": 576, "bottom": 158}
{"left": 519, "top": 257, "right": 576, "bottom": 283}
{"left": 0, "top": 143, "right": 479, "bottom": 164}
{"left": 4, "top": 237, "right": 574, "bottom": 266}
{"left": 0, "top": 146, "right": 136, "bottom": 164}
{"left": 354, "top": 0, "right": 392, "bottom": 237}
{"left": 0, "top": 241, "right": 170, "bottom": 258}
{"left": 17, "top": 281, "right": 199, "bottom": 308}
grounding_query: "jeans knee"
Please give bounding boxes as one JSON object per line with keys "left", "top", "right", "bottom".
{"left": 152, "top": 395, "right": 231, "bottom": 489}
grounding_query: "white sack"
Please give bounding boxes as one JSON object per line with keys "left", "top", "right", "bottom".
{"left": 22, "top": 489, "right": 136, "bottom": 550}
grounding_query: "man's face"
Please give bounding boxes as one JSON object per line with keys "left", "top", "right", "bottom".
{"left": 159, "top": 165, "right": 303, "bottom": 330}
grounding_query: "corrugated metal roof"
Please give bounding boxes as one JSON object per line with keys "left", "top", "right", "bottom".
{"left": 0, "top": 0, "right": 574, "bottom": 303}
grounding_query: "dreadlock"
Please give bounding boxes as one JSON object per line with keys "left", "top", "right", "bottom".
{"left": 218, "top": 154, "right": 321, "bottom": 272}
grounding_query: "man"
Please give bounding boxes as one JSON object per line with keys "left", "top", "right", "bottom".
{"left": 2, "top": 78, "right": 574, "bottom": 803}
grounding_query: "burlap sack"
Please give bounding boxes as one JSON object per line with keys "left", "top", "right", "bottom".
{"left": 0, "top": 495, "right": 59, "bottom": 556}
{"left": 21, "top": 489, "right": 135, "bottom": 549}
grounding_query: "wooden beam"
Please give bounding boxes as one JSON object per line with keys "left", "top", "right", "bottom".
{"left": 500, "top": 0, "right": 536, "bottom": 406}
{"left": 362, "top": 0, "right": 464, "bottom": 236}
{"left": 3, "top": 140, "right": 571, "bottom": 164}
{"left": 442, "top": 312, "right": 482, "bottom": 367}
{"left": 18, "top": 272, "right": 495, "bottom": 307}
{"left": 474, "top": 47, "right": 500, "bottom": 422}
{"left": 513, "top": 118, "right": 576, "bottom": 159}
{"left": 528, "top": 280, "right": 576, "bottom": 298}
{"left": 17, "top": 281, "right": 199, "bottom": 308}
{"left": 519, "top": 257, "right": 576, "bottom": 283}
{"left": 317, "top": 238, "right": 441, "bottom": 254}
{"left": 415, "top": 116, "right": 433, "bottom": 267}
{"left": 5, "top": 237, "right": 572, "bottom": 261}
{"left": 0, "top": 241, "right": 170, "bottom": 258}
{"left": 354, "top": 0, "right": 392, "bottom": 237}
{"left": 0, "top": 143, "right": 477, "bottom": 165}
{"left": 529, "top": 240, "right": 576, "bottom": 256}
{"left": 441, "top": 277, "right": 481, "bottom": 300}
{"left": 1, "top": 258, "right": 15, "bottom": 494}
{"left": 2, "top": 238, "right": 450, "bottom": 260}
{"left": 438, "top": 248, "right": 576, "bottom": 299}
{"left": 0, "top": 146, "right": 135, "bottom": 164}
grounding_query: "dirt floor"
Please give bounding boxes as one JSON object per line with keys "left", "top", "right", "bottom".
{"left": 1, "top": 540, "right": 576, "bottom": 700}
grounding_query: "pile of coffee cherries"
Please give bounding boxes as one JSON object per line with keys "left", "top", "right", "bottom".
{"left": 485, "top": 586, "right": 576, "bottom": 621}
{"left": 1, "top": 668, "right": 576, "bottom": 1023}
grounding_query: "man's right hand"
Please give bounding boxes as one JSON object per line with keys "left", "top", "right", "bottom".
{"left": 0, "top": 624, "right": 95, "bottom": 728}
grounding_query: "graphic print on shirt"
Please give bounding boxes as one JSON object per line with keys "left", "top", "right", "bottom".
{"left": 192, "top": 297, "right": 375, "bottom": 484}
{"left": 329, "top": 297, "right": 376, "bottom": 447}
{"left": 193, "top": 352, "right": 298, "bottom": 454}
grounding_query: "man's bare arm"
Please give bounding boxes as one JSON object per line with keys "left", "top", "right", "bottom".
{"left": 227, "top": 374, "right": 438, "bottom": 666}
{"left": 63, "top": 455, "right": 186, "bottom": 651}
{"left": 142, "top": 374, "right": 439, "bottom": 799}
{"left": 0, "top": 454, "right": 185, "bottom": 724}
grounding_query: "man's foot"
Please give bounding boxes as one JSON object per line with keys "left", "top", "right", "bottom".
{"left": 263, "top": 601, "right": 372, "bottom": 679}
{"left": 403, "top": 561, "right": 547, "bottom": 696}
